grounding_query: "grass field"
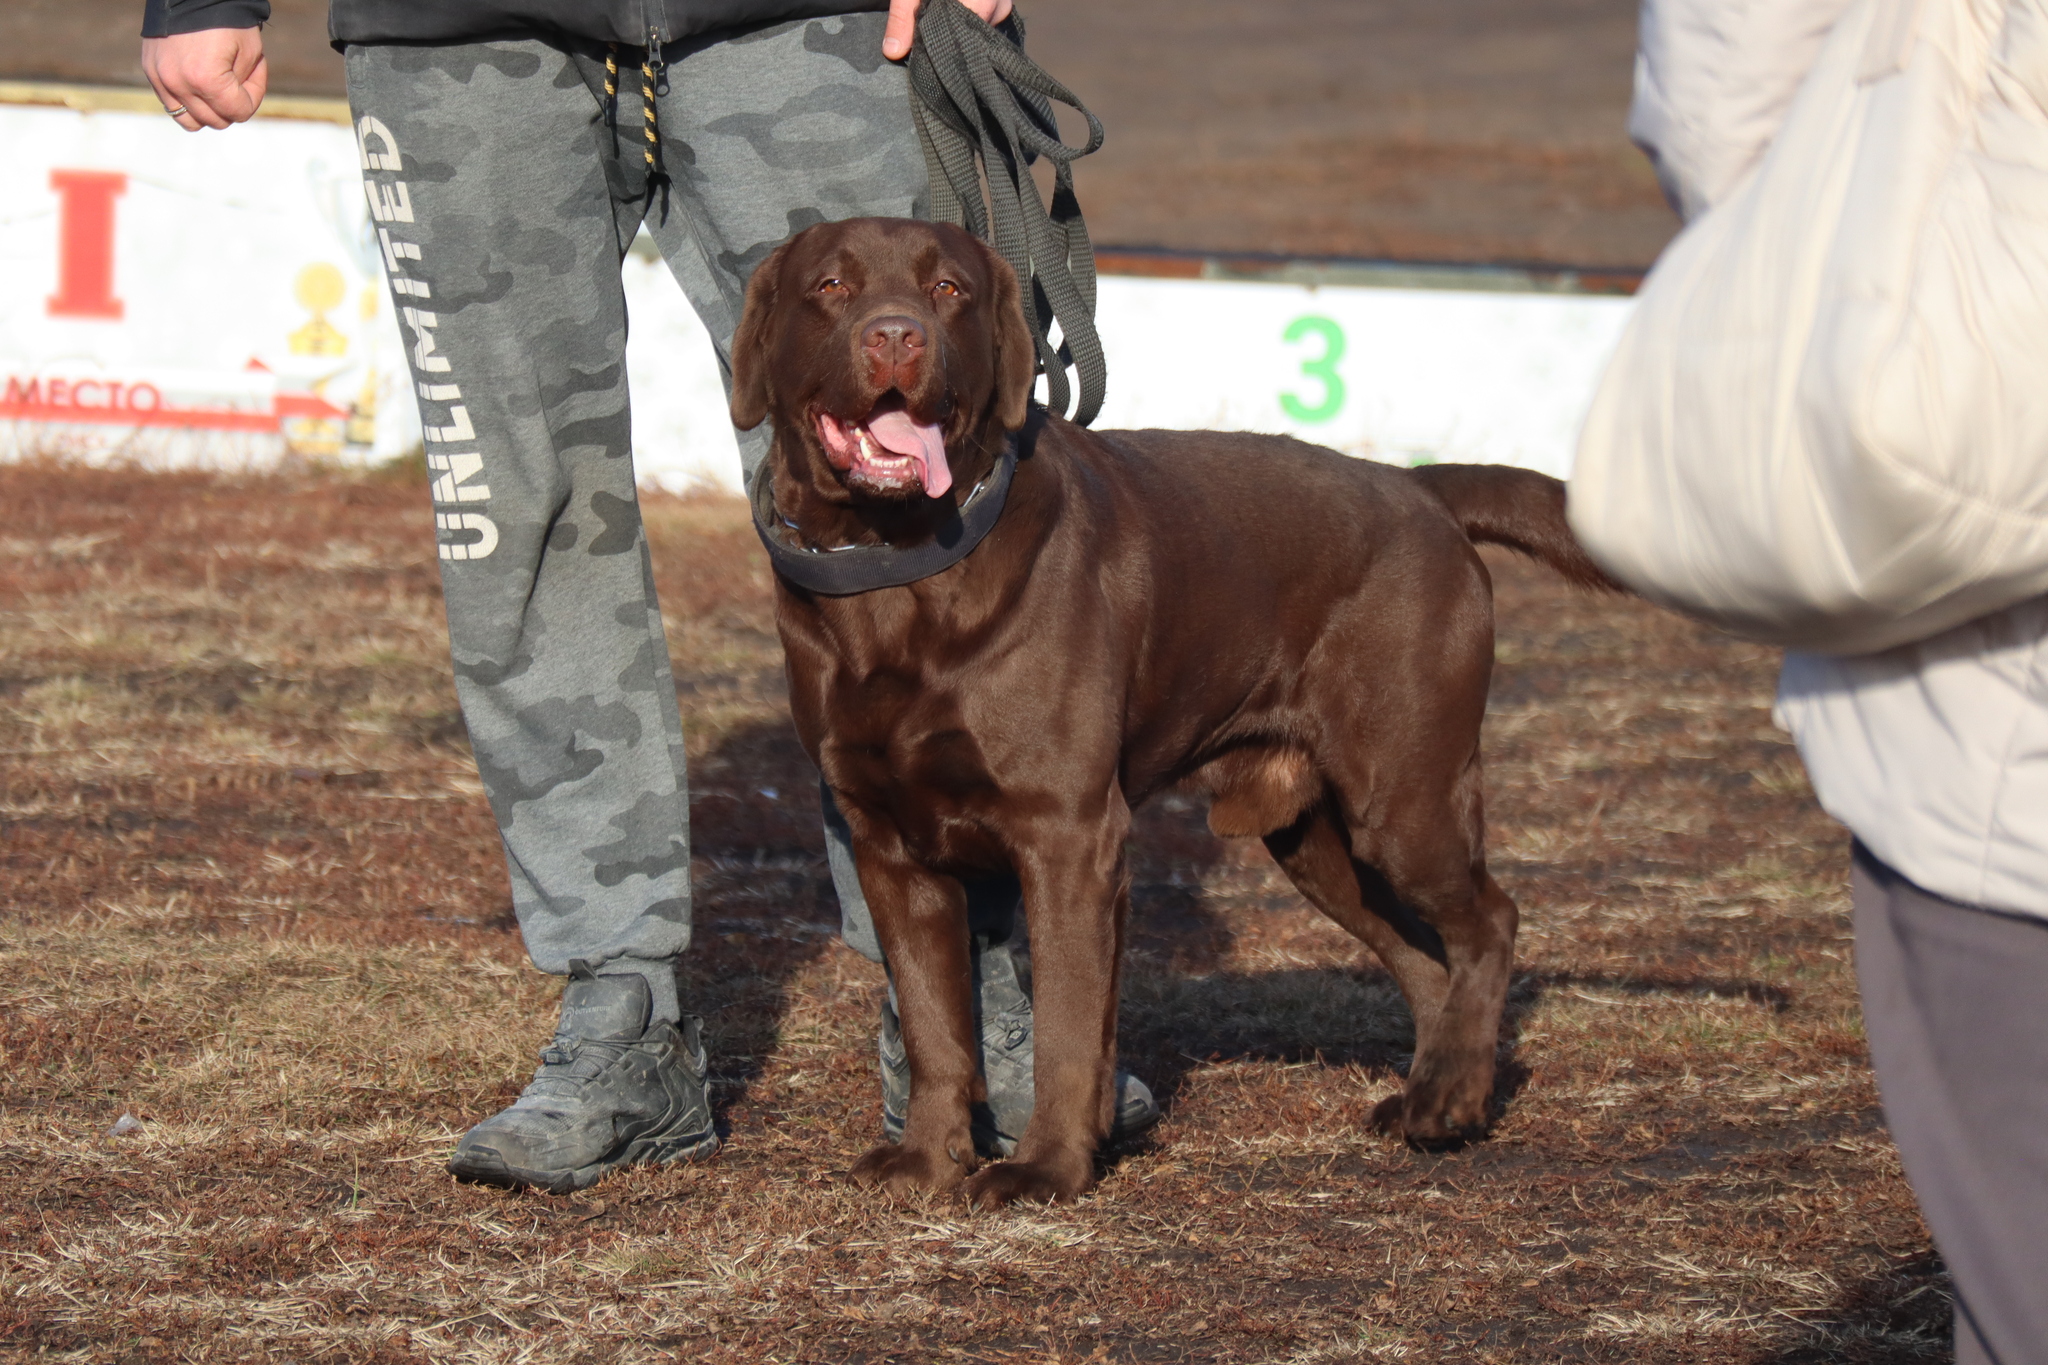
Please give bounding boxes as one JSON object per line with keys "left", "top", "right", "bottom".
{"left": 1, "top": 460, "right": 1947, "bottom": 1363}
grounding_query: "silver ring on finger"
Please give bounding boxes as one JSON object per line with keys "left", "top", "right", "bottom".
{"left": 166, "top": 105, "right": 189, "bottom": 118}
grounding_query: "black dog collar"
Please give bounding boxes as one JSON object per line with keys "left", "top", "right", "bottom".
{"left": 750, "top": 440, "right": 1019, "bottom": 597}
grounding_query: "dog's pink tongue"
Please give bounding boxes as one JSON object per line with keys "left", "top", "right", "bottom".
{"left": 866, "top": 410, "right": 952, "bottom": 498}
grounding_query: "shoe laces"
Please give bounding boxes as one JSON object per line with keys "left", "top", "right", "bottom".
{"left": 521, "top": 1030, "right": 656, "bottom": 1104}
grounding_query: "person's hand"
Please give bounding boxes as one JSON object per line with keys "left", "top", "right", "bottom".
{"left": 883, "top": 0, "right": 1015, "bottom": 61}
{"left": 141, "top": 27, "right": 268, "bottom": 131}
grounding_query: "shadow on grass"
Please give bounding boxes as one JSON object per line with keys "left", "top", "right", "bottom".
{"left": 1118, "top": 944, "right": 1794, "bottom": 1141}
{"left": 676, "top": 721, "right": 1797, "bottom": 1162}
{"left": 1748, "top": 1249, "right": 1952, "bottom": 1364}
{"left": 1119, "top": 789, "right": 1797, "bottom": 1135}
{"left": 679, "top": 715, "right": 844, "bottom": 1132}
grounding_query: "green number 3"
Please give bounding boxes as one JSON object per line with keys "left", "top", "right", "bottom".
{"left": 1280, "top": 315, "right": 1347, "bottom": 424}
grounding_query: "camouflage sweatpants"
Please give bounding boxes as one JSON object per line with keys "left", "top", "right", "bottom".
{"left": 345, "top": 16, "right": 924, "bottom": 1023}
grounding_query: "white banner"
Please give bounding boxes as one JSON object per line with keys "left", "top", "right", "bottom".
{"left": 3, "top": 96, "right": 1634, "bottom": 493}
{"left": 1090, "top": 274, "right": 1633, "bottom": 479}
{"left": 623, "top": 267, "right": 1635, "bottom": 493}
{"left": 0, "top": 101, "right": 420, "bottom": 469}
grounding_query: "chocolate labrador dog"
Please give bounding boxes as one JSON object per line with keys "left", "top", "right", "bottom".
{"left": 730, "top": 217, "right": 1615, "bottom": 1208}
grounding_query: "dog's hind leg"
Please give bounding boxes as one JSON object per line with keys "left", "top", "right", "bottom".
{"left": 1267, "top": 775, "right": 1519, "bottom": 1146}
{"left": 965, "top": 795, "right": 1132, "bottom": 1209}
{"left": 1264, "top": 804, "right": 1453, "bottom": 1061}
{"left": 1354, "top": 756, "right": 1518, "bottom": 1145}
{"left": 846, "top": 847, "right": 983, "bottom": 1196}
{"left": 1369, "top": 857, "right": 1517, "bottom": 1147}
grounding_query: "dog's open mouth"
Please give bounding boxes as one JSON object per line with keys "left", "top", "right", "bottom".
{"left": 816, "top": 398, "right": 952, "bottom": 499}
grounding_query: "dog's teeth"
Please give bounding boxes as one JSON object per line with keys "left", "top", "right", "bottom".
{"left": 848, "top": 426, "right": 917, "bottom": 481}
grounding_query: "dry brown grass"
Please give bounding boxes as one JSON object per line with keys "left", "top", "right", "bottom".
{"left": 2, "top": 461, "right": 1945, "bottom": 1363}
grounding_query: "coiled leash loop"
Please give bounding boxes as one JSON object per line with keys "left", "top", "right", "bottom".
{"left": 908, "top": 0, "right": 1108, "bottom": 426}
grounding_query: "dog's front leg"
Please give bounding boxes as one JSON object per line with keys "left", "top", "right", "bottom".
{"left": 967, "top": 803, "right": 1131, "bottom": 1209}
{"left": 846, "top": 846, "right": 982, "bottom": 1197}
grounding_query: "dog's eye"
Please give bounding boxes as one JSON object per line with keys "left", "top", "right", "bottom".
{"left": 816, "top": 278, "right": 848, "bottom": 294}
{"left": 932, "top": 280, "right": 963, "bottom": 298}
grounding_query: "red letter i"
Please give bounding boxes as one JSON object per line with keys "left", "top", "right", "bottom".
{"left": 47, "top": 169, "right": 128, "bottom": 320}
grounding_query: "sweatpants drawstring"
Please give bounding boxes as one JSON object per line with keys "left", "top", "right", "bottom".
{"left": 639, "top": 50, "right": 664, "bottom": 181}
{"left": 604, "top": 41, "right": 667, "bottom": 212}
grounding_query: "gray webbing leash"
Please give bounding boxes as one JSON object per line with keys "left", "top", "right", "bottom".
{"left": 908, "top": 0, "right": 1108, "bottom": 426}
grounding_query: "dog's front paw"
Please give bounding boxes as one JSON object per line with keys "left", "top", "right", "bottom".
{"left": 966, "top": 1154, "right": 1093, "bottom": 1209}
{"left": 849, "top": 1134, "right": 973, "bottom": 1195}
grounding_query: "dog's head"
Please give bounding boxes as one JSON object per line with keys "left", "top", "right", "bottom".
{"left": 730, "top": 218, "right": 1036, "bottom": 506}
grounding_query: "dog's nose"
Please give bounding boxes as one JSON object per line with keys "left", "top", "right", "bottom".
{"left": 861, "top": 314, "right": 927, "bottom": 372}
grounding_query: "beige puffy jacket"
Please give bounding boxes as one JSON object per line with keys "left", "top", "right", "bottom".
{"left": 1631, "top": 0, "right": 2048, "bottom": 918}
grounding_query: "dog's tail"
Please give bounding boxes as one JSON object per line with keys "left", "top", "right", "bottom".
{"left": 1410, "top": 463, "right": 1623, "bottom": 593}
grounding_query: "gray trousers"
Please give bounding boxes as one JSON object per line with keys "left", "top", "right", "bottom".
{"left": 1852, "top": 844, "right": 2048, "bottom": 1365}
{"left": 345, "top": 17, "right": 936, "bottom": 1022}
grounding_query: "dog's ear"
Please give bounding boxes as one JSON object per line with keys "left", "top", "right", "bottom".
{"left": 982, "top": 242, "right": 1038, "bottom": 431}
{"left": 729, "top": 241, "right": 791, "bottom": 432}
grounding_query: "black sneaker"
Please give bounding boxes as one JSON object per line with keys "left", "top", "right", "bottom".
{"left": 449, "top": 961, "right": 717, "bottom": 1194}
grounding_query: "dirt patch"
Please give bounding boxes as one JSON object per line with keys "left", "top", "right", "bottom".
{"left": 0, "top": 461, "right": 1941, "bottom": 1363}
